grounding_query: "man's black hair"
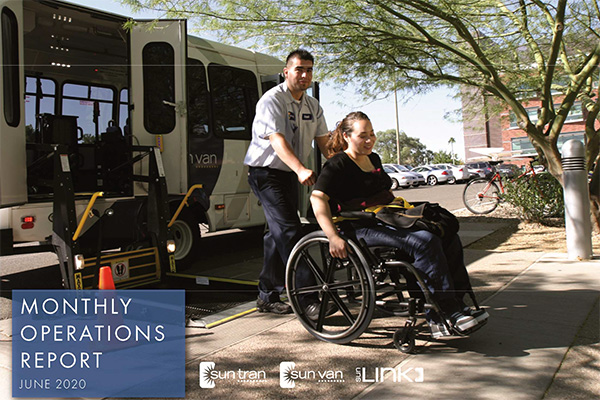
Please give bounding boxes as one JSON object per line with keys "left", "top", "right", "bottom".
{"left": 286, "top": 49, "right": 314, "bottom": 65}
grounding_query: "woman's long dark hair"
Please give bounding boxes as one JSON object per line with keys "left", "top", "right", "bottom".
{"left": 327, "top": 111, "right": 371, "bottom": 154}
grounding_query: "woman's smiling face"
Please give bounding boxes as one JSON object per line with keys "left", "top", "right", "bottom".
{"left": 345, "top": 119, "right": 376, "bottom": 156}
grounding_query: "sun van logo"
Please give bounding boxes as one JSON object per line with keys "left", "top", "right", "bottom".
{"left": 189, "top": 153, "right": 219, "bottom": 168}
{"left": 199, "top": 362, "right": 266, "bottom": 388}
{"left": 280, "top": 361, "right": 344, "bottom": 388}
{"left": 280, "top": 362, "right": 296, "bottom": 388}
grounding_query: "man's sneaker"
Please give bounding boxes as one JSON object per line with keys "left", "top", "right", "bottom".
{"left": 448, "top": 311, "right": 478, "bottom": 333}
{"left": 462, "top": 306, "right": 489, "bottom": 323}
{"left": 304, "top": 301, "right": 338, "bottom": 321}
{"left": 428, "top": 320, "right": 451, "bottom": 339}
{"left": 256, "top": 298, "right": 292, "bottom": 314}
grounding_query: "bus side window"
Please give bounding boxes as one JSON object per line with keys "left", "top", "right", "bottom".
{"left": 2, "top": 7, "right": 20, "bottom": 127}
{"left": 142, "top": 42, "right": 175, "bottom": 134}
{"left": 208, "top": 63, "right": 259, "bottom": 140}
{"left": 25, "top": 77, "right": 57, "bottom": 142}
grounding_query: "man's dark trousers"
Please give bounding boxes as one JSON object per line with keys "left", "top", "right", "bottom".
{"left": 248, "top": 167, "right": 303, "bottom": 303}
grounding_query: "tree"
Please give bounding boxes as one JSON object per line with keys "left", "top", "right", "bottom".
{"left": 374, "top": 129, "right": 432, "bottom": 165}
{"left": 448, "top": 137, "right": 456, "bottom": 164}
{"left": 122, "top": 0, "right": 600, "bottom": 227}
{"left": 432, "top": 150, "right": 454, "bottom": 164}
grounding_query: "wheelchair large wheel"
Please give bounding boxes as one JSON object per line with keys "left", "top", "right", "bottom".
{"left": 286, "top": 231, "right": 376, "bottom": 344}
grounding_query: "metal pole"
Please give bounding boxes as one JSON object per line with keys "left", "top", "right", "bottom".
{"left": 394, "top": 89, "right": 401, "bottom": 164}
{"left": 561, "top": 139, "right": 593, "bottom": 260}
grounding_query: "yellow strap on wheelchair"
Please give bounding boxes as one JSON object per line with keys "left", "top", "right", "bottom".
{"left": 392, "top": 196, "right": 414, "bottom": 208}
{"left": 364, "top": 196, "right": 414, "bottom": 214}
{"left": 333, "top": 197, "right": 414, "bottom": 223}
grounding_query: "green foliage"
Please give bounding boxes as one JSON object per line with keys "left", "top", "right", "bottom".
{"left": 119, "top": 0, "right": 600, "bottom": 184}
{"left": 431, "top": 150, "right": 453, "bottom": 164}
{"left": 374, "top": 129, "right": 433, "bottom": 165}
{"left": 503, "top": 173, "right": 564, "bottom": 223}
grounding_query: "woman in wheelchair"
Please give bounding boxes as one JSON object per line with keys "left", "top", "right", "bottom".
{"left": 309, "top": 111, "right": 488, "bottom": 338}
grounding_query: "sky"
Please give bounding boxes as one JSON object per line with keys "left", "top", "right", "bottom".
{"left": 67, "top": 0, "right": 466, "bottom": 160}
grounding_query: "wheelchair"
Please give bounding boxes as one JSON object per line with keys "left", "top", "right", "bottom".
{"left": 285, "top": 227, "right": 486, "bottom": 353}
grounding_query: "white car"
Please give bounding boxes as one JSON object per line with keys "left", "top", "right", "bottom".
{"left": 433, "top": 164, "right": 471, "bottom": 183}
{"left": 383, "top": 164, "right": 426, "bottom": 188}
{"left": 383, "top": 165, "right": 418, "bottom": 189}
{"left": 410, "top": 165, "right": 453, "bottom": 185}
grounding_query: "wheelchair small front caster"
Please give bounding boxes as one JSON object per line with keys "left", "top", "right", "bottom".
{"left": 393, "top": 328, "right": 416, "bottom": 353}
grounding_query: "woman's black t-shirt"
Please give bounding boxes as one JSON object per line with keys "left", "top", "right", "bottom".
{"left": 314, "top": 152, "right": 393, "bottom": 212}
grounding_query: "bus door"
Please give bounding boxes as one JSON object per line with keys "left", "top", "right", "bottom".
{"left": 298, "top": 81, "right": 322, "bottom": 220}
{"left": 129, "top": 20, "right": 188, "bottom": 193}
{"left": 0, "top": 0, "right": 26, "bottom": 207}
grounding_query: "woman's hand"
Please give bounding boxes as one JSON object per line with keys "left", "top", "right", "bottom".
{"left": 311, "top": 190, "right": 348, "bottom": 258}
{"left": 328, "top": 234, "right": 348, "bottom": 259}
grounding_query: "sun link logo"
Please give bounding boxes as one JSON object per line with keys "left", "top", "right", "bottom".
{"left": 199, "top": 362, "right": 266, "bottom": 388}
{"left": 280, "top": 361, "right": 345, "bottom": 388}
{"left": 355, "top": 366, "right": 424, "bottom": 383}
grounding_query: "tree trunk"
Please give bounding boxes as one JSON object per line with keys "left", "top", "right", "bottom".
{"left": 590, "top": 160, "right": 600, "bottom": 233}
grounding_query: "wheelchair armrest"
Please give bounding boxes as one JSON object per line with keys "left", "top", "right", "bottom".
{"left": 337, "top": 211, "right": 376, "bottom": 220}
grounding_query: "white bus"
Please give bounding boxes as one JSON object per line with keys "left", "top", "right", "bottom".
{"left": 0, "top": 0, "right": 287, "bottom": 285}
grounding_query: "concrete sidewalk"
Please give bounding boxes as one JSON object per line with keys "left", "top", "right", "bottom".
{"left": 174, "top": 251, "right": 599, "bottom": 400}
{"left": 359, "top": 254, "right": 600, "bottom": 400}
{"left": 0, "top": 222, "right": 598, "bottom": 399}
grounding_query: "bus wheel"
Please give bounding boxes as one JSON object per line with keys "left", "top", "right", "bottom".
{"left": 171, "top": 211, "right": 201, "bottom": 269}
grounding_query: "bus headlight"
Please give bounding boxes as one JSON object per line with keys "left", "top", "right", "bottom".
{"left": 74, "top": 254, "right": 85, "bottom": 270}
{"left": 166, "top": 239, "right": 176, "bottom": 253}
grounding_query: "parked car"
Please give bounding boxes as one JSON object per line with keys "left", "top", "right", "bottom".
{"left": 410, "top": 165, "right": 453, "bottom": 185}
{"left": 384, "top": 164, "right": 426, "bottom": 186}
{"left": 433, "top": 164, "right": 470, "bottom": 183}
{"left": 465, "top": 161, "right": 495, "bottom": 179}
{"left": 383, "top": 164, "right": 418, "bottom": 189}
{"left": 497, "top": 163, "right": 522, "bottom": 178}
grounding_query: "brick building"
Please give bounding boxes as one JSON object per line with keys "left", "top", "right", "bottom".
{"left": 462, "top": 88, "right": 591, "bottom": 167}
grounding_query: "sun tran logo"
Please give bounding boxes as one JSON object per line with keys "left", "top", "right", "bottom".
{"left": 199, "top": 362, "right": 267, "bottom": 388}
{"left": 199, "top": 362, "right": 216, "bottom": 388}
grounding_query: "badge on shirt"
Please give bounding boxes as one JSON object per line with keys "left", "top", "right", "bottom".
{"left": 288, "top": 111, "right": 296, "bottom": 121}
{"left": 302, "top": 113, "right": 313, "bottom": 121}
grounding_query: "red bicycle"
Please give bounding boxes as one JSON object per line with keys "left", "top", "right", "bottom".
{"left": 462, "top": 158, "right": 539, "bottom": 214}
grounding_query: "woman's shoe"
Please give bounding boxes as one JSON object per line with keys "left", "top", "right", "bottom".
{"left": 448, "top": 311, "right": 478, "bottom": 333}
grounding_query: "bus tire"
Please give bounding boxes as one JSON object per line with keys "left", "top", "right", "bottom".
{"left": 170, "top": 209, "right": 201, "bottom": 269}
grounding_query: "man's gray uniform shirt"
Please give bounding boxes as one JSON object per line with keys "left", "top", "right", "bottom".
{"left": 244, "top": 82, "right": 328, "bottom": 171}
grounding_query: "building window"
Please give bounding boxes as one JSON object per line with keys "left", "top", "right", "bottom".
{"left": 563, "top": 101, "right": 583, "bottom": 122}
{"left": 557, "top": 131, "right": 584, "bottom": 150}
{"left": 511, "top": 131, "right": 585, "bottom": 155}
{"left": 208, "top": 63, "right": 258, "bottom": 140}
{"left": 142, "top": 42, "right": 175, "bottom": 134}
{"left": 510, "top": 101, "right": 583, "bottom": 128}
{"left": 509, "top": 107, "right": 539, "bottom": 128}
{"left": 2, "top": 7, "right": 20, "bottom": 127}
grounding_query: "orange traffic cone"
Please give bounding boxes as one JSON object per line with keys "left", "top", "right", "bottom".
{"left": 92, "top": 265, "right": 131, "bottom": 352}
{"left": 98, "top": 266, "right": 115, "bottom": 290}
